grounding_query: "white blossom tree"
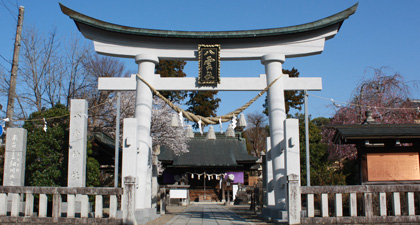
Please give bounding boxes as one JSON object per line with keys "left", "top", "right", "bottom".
{"left": 151, "top": 97, "right": 189, "bottom": 155}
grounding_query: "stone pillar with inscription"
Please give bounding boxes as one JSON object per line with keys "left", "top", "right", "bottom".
{"left": 3, "top": 128, "right": 27, "bottom": 186}
{"left": 68, "top": 99, "right": 88, "bottom": 187}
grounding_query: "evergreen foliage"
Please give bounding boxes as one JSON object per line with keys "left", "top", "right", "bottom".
{"left": 24, "top": 104, "right": 69, "bottom": 186}
{"left": 295, "top": 114, "right": 346, "bottom": 186}
{"left": 156, "top": 60, "right": 221, "bottom": 128}
{"left": 186, "top": 91, "right": 221, "bottom": 117}
{"left": 263, "top": 68, "right": 304, "bottom": 116}
{"left": 86, "top": 141, "right": 100, "bottom": 187}
{"left": 23, "top": 104, "right": 100, "bottom": 187}
{"left": 155, "top": 60, "right": 188, "bottom": 104}
{"left": 186, "top": 91, "right": 221, "bottom": 128}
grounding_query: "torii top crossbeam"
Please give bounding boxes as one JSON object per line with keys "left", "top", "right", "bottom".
{"left": 60, "top": 3, "right": 357, "bottom": 61}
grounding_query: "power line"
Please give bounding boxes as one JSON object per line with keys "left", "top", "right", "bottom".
{"left": 0, "top": 54, "right": 12, "bottom": 65}
{"left": 10, "top": 96, "right": 116, "bottom": 123}
{"left": 0, "top": 0, "right": 18, "bottom": 22}
{"left": 308, "top": 93, "right": 419, "bottom": 111}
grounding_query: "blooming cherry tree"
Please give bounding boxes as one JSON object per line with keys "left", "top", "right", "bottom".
{"left": 324, "top": 68, "right": 418, "bottom": 159}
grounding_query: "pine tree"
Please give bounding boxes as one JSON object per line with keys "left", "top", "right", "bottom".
{"left": 155, "top": 60, "right": 188, "bottom": 104}
{"left": 263, "top": 67, "right": 304, "bottom": 116}
{"left": 186, "top": 91, "right": 221, "bottom": 128}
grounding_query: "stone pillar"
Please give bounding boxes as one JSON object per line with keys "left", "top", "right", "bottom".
{"left": 221, "top": 182, "right": 225, "bottom": 202}
{"left": 68, "top": 99, "right": 88, "bottom": 187}
{"left": 284, "top": 119, "right": 300, "bottom": 180}
{"left": 264, "top": 137, "right": 275, "bottom": 207}
{"left": 135, "top": 54, "right": 158, "bottom": 209}
{"left": 3, "top": 128, "right": 27, "bottom": 186}
{"left": 262, "top": 137, "right": 276, "bottom": 219}
{"left": 284, "top": 119, "right": 301, "bottom": 223}
{"left": 233, "top": 185, "right": 238, "bottom": 201}
{"left": 151, "top": 145, "right": 160, "bottom": 209}
{"left": 287, "top": 174, "right": 301, "bottom": 225}
{"left": 123, "top": 176, "right": 136, "bottom": 225}
{"left": 145, "top": 136, "right": 153, "bottom": 208}
{"left": 261, "top": 54, "right": 287, "bottom": 214}
{"left": 122, "top": 118, "right": 138, "bottom": 208}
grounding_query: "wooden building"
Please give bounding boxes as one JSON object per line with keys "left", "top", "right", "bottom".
{"left": 333, "top": 124, "right": 420, "bottom": 184}
{"left": 158, "top": 133, "right": 258, "bottom": 202}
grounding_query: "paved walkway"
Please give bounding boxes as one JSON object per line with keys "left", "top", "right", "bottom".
{"left": 164, "top": 204, "right": 255, "bottom": 225}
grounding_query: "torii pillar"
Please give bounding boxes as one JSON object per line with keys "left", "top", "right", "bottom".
{"left": 262, "top": 54, "right": 288, "bottom": 212}
{"left": 60, "top": 2, "right": 357, "bottom": 222}
{"left": 134, "top": 54, "right": 159, "bottom": 209}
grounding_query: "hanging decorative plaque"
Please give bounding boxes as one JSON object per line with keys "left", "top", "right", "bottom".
{"left": 198, "top": 44, "right": 220, "bottom": 85}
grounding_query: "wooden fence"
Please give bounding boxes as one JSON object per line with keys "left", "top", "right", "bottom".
{"left": 0, "top": 176, "right": 136, "bottom": 224}
{"left": 287, "top": 174, "right": 420, "bottom": 224}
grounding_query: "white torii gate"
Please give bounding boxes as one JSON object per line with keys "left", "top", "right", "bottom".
{"left": 100, "top": 62, "right": 321, "bottom": 212}
{"left": 61, "top": 2, "right": 357, "bottom": 221}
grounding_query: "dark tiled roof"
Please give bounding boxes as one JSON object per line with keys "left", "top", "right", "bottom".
{"left": 60, "top": 3, "right": 357, "bottom": 39}
{"left": 159, "top": 134, "right": 257, "bottom": 167}
{"left": 89, "top": 132, "right": 118, "bottom": 166}
{"left": 331, "top": 124, "right": 420, "bottom": 144}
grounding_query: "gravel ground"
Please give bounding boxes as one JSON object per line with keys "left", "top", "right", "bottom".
{"left": 145, "top": 204, "right": 272, "bottom": 225}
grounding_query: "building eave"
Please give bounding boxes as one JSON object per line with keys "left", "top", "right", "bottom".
{"left": 331, "top": 124, "right": 420, "bottom": 144}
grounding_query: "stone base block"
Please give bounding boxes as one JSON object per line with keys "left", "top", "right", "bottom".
{"left": 273, "top": 209, "right": 288, "bottom": 223}
{"left": 261, "top": 207, "right": 273, "bottom": 221}
{"left": 261, "top": 207, "right": 287, "bottom": 222}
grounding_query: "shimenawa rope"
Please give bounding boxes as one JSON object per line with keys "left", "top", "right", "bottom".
{"left": 136, "top": 73, "right": 284, "bottom": 125}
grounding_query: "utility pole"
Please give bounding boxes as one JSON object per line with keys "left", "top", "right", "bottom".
{"left": 304, "top": 90, "right": 310, "bottom": 186}
{"left": 6, "top": 6, "right": 25, "bottom": 128}
{"left": 114, "top": 92, "right": 121, "bottom": 187}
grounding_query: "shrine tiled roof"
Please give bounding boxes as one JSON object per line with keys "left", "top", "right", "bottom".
{"left": 60, "top": 3, "right": 357, "bottom": 39}
{"left": 331, "top": 124, "right": 420, "bottom": 144}
{"left": 158, "top": 134, "right": 257, "bottom": 167}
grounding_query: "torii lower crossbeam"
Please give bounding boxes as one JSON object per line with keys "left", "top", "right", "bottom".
{"left": 98, "top": 74, "right": 322, "bottom": 92}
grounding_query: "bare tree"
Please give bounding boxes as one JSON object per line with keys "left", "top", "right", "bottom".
{"left": 14, "top": 28, "right": 94, "bottom": 118}
{"left": 18, "top": 26, "right": 60, "bottom": 115}
{"left": 1, "top": 25, "right": 190, "bottom": 157}
{"left": 82, "top": 54, "right": 129, "bottom": 133}
{"left": 0, "top": 69, "right": 10, "bottom": 115}
{"left": 243, "top": 111, "right": 268, "bottom": 157}
{"left": 60, "top": 34, "right": 92, "bottom": 108}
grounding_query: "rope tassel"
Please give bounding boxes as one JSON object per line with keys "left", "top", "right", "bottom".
{"left": 43, "top": 118, "right": 47, "bottom": 132}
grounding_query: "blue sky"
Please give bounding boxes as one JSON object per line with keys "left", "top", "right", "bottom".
{"left": 1, "top": 0, "right": 419, "bottom": 123}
